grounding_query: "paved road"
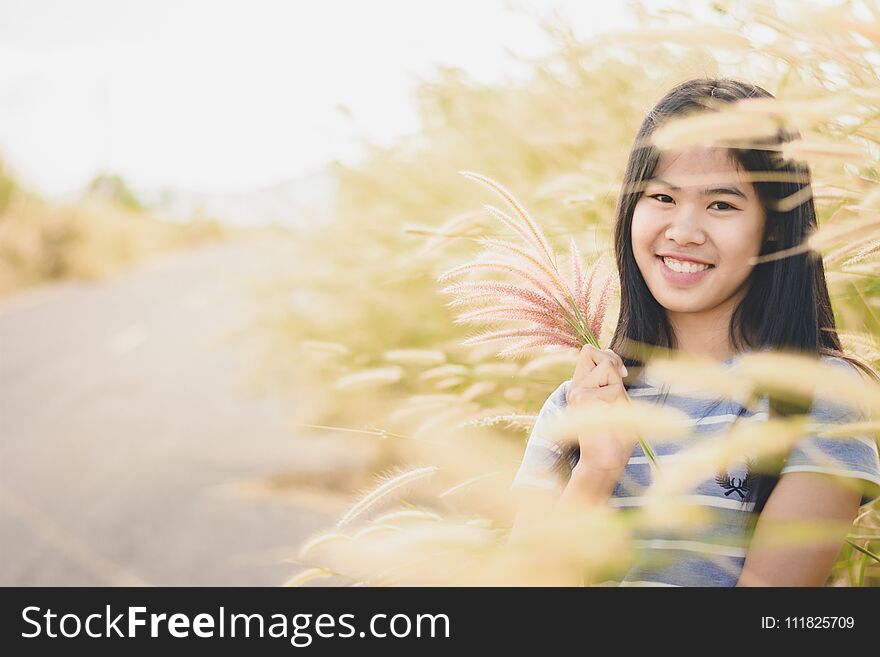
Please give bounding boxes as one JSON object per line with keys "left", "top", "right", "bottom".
{"left": 0, "top": 238, "right": 362, "bottom": 586}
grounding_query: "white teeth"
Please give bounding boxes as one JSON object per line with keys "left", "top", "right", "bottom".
{"left": 662, "top": 256, "right": 711, "bottom": 273}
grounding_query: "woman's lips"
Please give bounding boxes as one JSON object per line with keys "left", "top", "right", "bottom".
{"left": 656, "top": 255, "right": 715, "bottom": 286}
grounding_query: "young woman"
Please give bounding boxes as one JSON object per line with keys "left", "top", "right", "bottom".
{"left": 509, "top": 78, "right": 880, "bottom": 587}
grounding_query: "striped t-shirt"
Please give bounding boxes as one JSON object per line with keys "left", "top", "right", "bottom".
{"left": 510, "top": 353, "right": 880, "bottom": 587}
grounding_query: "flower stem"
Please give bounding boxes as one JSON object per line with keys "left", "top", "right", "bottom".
{"left": 553, "top": 294, "right": 598, "bottom": 348}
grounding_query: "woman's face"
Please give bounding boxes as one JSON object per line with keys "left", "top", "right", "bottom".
{"left": 630, "top": 146, "right": 766, "bottom": 317}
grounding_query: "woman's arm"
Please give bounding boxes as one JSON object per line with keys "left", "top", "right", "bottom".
{"left": 735, "top": 471, "right": 863, "bottom": 586}
{"left": 506, "top": 346, "right": 633, "bottom": 582}
{"left": 509, "top": 459, "right": 625, "bottom": 540}
{"left": 557, "top": 460, "right": 626, "bottom": 509}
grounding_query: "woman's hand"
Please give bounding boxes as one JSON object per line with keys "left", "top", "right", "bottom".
{"left": 565, "top": 345, "right": 638, "bottom": 473}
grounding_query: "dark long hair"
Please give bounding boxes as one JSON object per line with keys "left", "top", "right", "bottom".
{"left": 556, "top": 77, "right": 879, "bottom": 528}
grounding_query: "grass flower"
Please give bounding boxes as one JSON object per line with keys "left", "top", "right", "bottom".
{"left": 382, "top": 349, "right": 447, "bottom": 366}
{"left": 337, "top": 465, "right": 440, "bottom": 528}
{"left": 418, "top": 364, "right": 471, "bottom": 381}
{"left": 333, "top": 366, "right": 404, "bottom": 391}
{"left": 457, "top": 413, "right": 537, "bottom": 431}
{"left": 283, "top": 568, "right": 334, "bottom": 587}
{"left": 437, "top": 171, "right": 619, "bottom": 357}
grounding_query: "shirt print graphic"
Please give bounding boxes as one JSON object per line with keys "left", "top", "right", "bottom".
{"left": 714, "top": 457, "right": 756, "bottom": 500}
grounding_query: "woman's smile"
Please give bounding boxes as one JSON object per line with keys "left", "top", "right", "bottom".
{"left": 656, "top": 254, "right": 716, "bottom": 286}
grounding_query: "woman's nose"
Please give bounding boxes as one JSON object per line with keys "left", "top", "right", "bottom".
{"left": 664, "top": 206, "right": 706, "bottom": 245}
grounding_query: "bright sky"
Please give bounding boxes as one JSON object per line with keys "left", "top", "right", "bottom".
{"left": 0, "top": 0, "right": 632, "bottom": 199}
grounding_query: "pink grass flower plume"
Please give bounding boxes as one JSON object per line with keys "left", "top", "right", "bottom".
{"left": 437, "top": 171, "right": 618, "bottom": 357}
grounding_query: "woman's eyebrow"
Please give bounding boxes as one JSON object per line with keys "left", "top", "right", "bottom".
{"left": 651, "top": 176, "right": 748, "bottom": 200}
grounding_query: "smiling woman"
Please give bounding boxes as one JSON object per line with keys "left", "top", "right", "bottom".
{"left": 509, "top": 77, "right": 880, "bottom": 587}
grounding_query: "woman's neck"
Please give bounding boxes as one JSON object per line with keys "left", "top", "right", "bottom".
{"left": 665, "top": 293, "right": 743, "bottom": 364}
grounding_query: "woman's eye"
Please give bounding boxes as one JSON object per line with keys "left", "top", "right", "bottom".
{"left": 709, "top": 201, "right": 738, "bottom": 211}
{"left": 650, "top": 194, "right": 673, "bottom": 203}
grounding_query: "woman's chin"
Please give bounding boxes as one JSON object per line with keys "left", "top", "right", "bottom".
{"left": 652, "top": 292, "right": 715, "bottom": 314}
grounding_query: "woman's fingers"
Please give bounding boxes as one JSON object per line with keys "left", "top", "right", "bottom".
{"left": 603, "top": 348, "right": 628, "bottom": 377}
{"left": 566, "top": 345, "right": 629, "bottom": 406}
{"left": 568, "top": 381, "right": 627, "bottom": 407}
{"left": 572, "top": 345, "right": 627, "bottom": 382}
{"left": 583, "top": 358, "right": 621, "bottom": 388}
{"left": 588, "top": 382, "right": 626, "bottom": 403}
{"left": 571, "top": 345, "right": 600, "bottom": 383}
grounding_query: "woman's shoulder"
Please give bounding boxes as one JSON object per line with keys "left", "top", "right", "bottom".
{"left": 818, "top": 353, "right": 867, "bottom": 377}
{"left": 527, "top": 379, "right": 571, "bottom": 429}
{"left": 819, "top": 352, "right": 858, "bottom": 368}
{"left": 808, "top": 353, "right": 872, "bottom": 423}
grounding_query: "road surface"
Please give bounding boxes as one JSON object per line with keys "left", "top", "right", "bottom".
{"left": 0, "top": 238, "right": 365, "bottom": 586}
